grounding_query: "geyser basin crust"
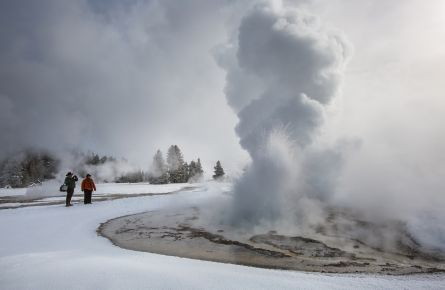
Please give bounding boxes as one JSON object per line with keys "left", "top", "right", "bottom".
{"left": 98, "top": 207, "right": 445, "bottom": 275}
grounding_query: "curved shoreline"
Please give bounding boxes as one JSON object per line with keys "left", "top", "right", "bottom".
{"left": 97, "top": 207, "right": 445, "bottom": 275}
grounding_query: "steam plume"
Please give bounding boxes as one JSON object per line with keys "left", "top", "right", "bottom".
{"left": 217, "top": 1, "right": 350, "bottom": 225}
{"left": 218, "top": 1, "right": 445, "bottom": 254}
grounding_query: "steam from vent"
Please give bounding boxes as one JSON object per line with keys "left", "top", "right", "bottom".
{"left": 217, "top": 1, "right": 350, "bottom": 226}
{"left": 216, "top": 1, "right": 445, "bottom": 254}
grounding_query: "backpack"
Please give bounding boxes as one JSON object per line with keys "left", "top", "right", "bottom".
{"left": 60, "top": 184, "right": 68, "bottom": 192}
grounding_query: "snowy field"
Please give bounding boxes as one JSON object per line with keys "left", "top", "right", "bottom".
{"left": 0, "top": 182, "right": 191, "bottom": 209}
{"left": 0, "top": 182, "right": 444, "bottom": 290}
{"left": 0, "top": 182, "right": 190, "bottom": 197}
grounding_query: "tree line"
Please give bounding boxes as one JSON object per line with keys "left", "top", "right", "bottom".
{"left": 0, "top": 146, "right": 225, "bottom": 188}
{"left": 0, "top": 150, "right": 59, "bottom": 188}
{"left": 116, "top": 145, "right": 225, "bottom": 184}
{"left": 147, "top": 145, "right": 204, "bottom": 184}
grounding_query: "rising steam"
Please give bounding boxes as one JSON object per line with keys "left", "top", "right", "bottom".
{"left": 217, "top": 0, "right": 445, "bottom": 254}
{"left": 218, "top": 1, "right": 350, "bottom": 226}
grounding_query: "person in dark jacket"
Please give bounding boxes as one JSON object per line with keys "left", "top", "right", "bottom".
{"left": 64, "top": 172, "right": 78, "bottom": 207}
{"left": 81, "top": 174, "right": 96, "bottom": 204}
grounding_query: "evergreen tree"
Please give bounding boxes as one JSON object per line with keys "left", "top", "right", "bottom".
{"left": 149, "top": 150, "right": 169, "bottom": 184}
{"left": 100, "top": 156, "right": 108, "bottom": 164}
{"left": 0, "top": 150, "right": 59, "bottom": 188}
{"left": 187, "top": 158, "right": 204, "bottom": 183}
{"left": 167, "top": 145, "right": 184, "bottom": 171}
{"left": 196, "top": 158, "right": 204, "bottom": 176}
{"left": 87, "top": 153, "right": 100, "bottom": 165}
{"left": 180, "top": 162, "right": 189, "bottom": 183}
{"left": 116, "top": 170, "right": 145, "bottom": 183}
{"left": 148, "top": 150, "right": 168, "bottom": 184}
{"left": 167, "top": 145, "right": 186, "bottom": 183}
{"left": 188, "top": 161, "right": 197, "bottom": 180}
{"left": 213, "top": 160, "right": 225, "bottom": 180}
{"left": 0, "top": 156, "right": 22, "bottom": 187}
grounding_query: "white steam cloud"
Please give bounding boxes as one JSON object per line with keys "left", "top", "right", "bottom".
{"left": 217, "top": 1, "right": 350, "bottom": 226}
{"left": 218, "top": 0, "right": 445, "bottom": 253}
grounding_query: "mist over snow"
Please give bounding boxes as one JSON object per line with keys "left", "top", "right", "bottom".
{"left": 1, "top": 0, "right": 445, "bottom": 252}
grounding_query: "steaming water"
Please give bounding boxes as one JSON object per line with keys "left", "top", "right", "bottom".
{"left": 218, "top": 0, "right": 445, "bottom": 253}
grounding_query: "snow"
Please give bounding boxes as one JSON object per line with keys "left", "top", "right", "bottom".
{"left": 0, "top": 202, "right": 48, "bottom": 208}
{"left": 0, "top": 182, "right": 188, "bottom": 197}
{"left": 0, "top": 182, "right": 444, "bottom": 290}
{"left": 91, "top": 182, "right": 190, "bottom": 195}
{"left": 0, "top": 187, "right": 28, "bottom": 197}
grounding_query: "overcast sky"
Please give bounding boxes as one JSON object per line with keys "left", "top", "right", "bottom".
{"left": 1, "top": 0, "right": 444, "bottom": 177}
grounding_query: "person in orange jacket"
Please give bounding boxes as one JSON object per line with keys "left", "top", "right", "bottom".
{"left": 81, "top": 173, "right": 96, "bottom": 204}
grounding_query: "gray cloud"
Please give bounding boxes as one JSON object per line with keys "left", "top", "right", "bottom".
{"left": 0, "top": 0, "right": 246, "bottom": 172}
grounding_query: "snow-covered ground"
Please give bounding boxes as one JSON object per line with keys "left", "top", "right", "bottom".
{"left": 0, "top": 182, "right": 444, "bottom": 290}
{"left": 0, "top": 187, "right": 28, "bottom": 197}
{"left": 0, "top": 182, "right": 191, "bottom": 209}
{"left": 0, "top": 182, "right": 189, "bottom": 197}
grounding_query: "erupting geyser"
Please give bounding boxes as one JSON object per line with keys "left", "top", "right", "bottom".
{"left": 218, "top": 1, "right": 350, "bottom": 226}
{"left": 99, "top": 1, "right": 445, "bottom": 271}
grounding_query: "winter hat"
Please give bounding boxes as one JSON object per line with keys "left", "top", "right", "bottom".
{"left": 66, "top": 172, "right": 72, "bottom": 176}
